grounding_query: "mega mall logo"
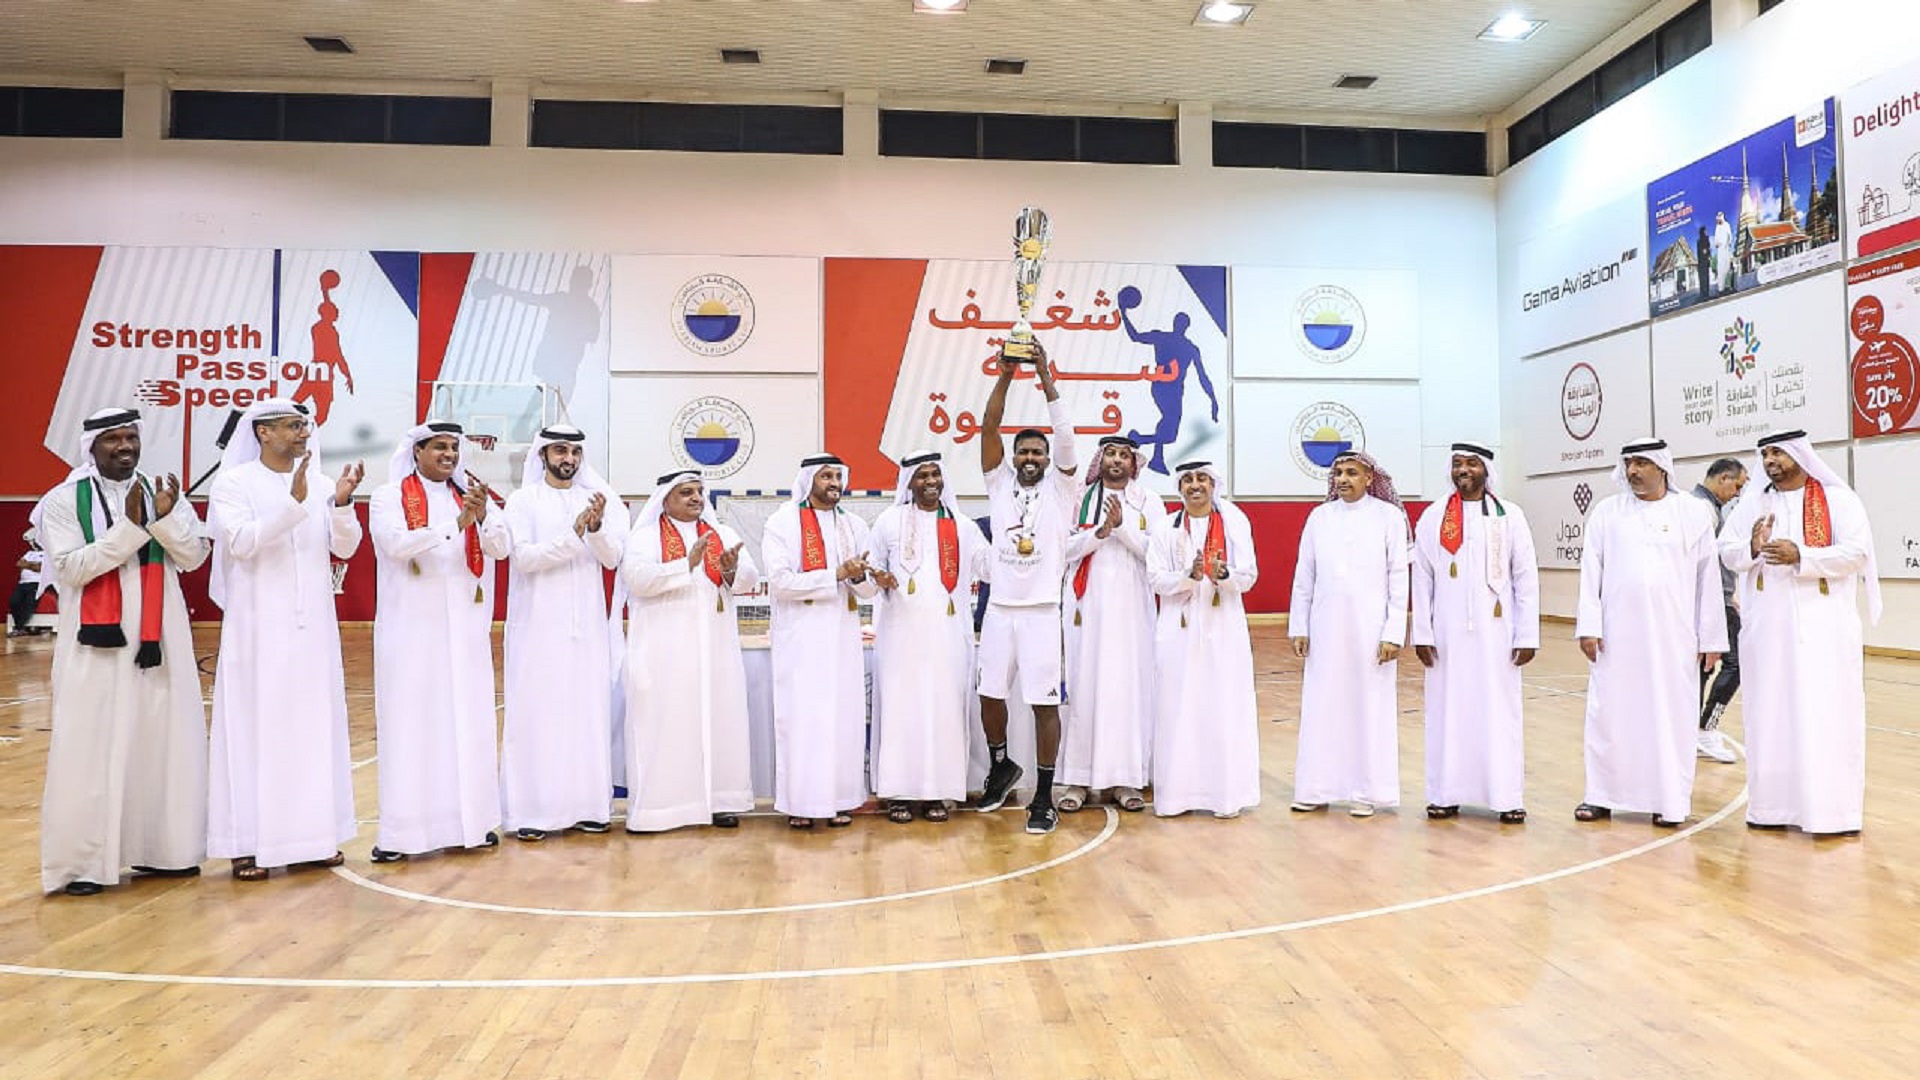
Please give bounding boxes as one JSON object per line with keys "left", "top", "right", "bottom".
{"left": 669, "top": 396, "right": 756, "bottom": 480}
{"left": 1521, "top": 248, "right": 1640, "bottom": 313}
{"left": 1560, "top": 362, "right": 1602, "bottom": 441}
{"left": 1289, "top": 401, "right": 1364, "bottom": 479}
{"left": 1720, "top": 317, "right": 1761, "bottom": 380}
{"left": 672, "top": 274, "right": 756, "bottom": 357}
{"left": 1292, "top": 285, "right": 1366, "bottom": 364}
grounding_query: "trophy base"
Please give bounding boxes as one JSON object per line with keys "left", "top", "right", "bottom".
{"left": 1001, "top": 339, "right": 1038, "bottom": 364}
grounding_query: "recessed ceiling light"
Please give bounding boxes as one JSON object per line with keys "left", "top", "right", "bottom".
{"left": 303, "top": 35, "right": 354, "bottom": 55}
{"left": 720, "top": 48, "right": 761, "bottom": 65}
{"left": 984, "top": 58, "right": 1026, "bottom": 76}
{"left": 1334, "top": 75, "right": 1378, "bottom": 90}
{"left": 1479, "top": 13, "right": 1544, "bottom": 41}
{"left": 913, "top": 0, "right": 968, "bottom": 12}
{"left": 1193, "top": 1, "right": 1253, "bottom": 27}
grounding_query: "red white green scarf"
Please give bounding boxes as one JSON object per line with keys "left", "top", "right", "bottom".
{"left": 401, "top": 472, "right": 483, "bottom": 578}
{"left": 74, "top": 476, "right": 166, "bottom": 668}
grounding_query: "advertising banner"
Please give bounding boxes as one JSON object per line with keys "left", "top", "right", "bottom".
{"left": 1853, "top": 437, "right": 1920, "bottom": 579}
{"left": 1517, "top": 327, "right": 1653, "bottom": 477}
{"left": 1840, "top": 55, "right": 1920, "bottom": 258}
{"left": 1510, "top": 194, "right": 1647, "bottom": 358}
{"left": 1230, "top": 381, "right": 1422, "bottom": 498}
{"left": 1846, "top": 248, "right": 1920, "bottom": 438}
{"left": 1520, "top": 469, "right": 1609, "bottom": 570}
{"left": 609, "top": 255, "right": 820, "bottom": 374}
{"left": 1646, "top": 100, "right": 1841, "bottom": 318}
{"left": 1232, "top": 266, "right": 1418, "bottom": 379}
{"left": 606, "top": 374, "right": 819, "bottom": 496}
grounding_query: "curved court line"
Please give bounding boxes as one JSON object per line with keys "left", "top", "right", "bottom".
{"left": 328, "top": 807, "right": 1121, "bottom": 918}
{"left": 0, "top": 785, "right": 1748, "bottom": 990}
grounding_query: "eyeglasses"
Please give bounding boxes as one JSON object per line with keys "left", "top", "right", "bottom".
{"left": 267, "top": 417, "right": 313, "bottom": 432}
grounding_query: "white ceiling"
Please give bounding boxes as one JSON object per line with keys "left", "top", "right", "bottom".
{"left": 0, "top": 0, "right": 1669, "bottom": 123}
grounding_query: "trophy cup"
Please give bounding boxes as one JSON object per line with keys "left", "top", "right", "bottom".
{"left": 1004, "top": 206, "right": 1052, "bottom": 363}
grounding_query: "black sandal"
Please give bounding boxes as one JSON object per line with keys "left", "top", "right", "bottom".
{"left": 922, "top": 803, "right": 950, "bottom": 823}
{"left": 1426, "top": 804, "right": 1460, "bottom": 820}
{"left": 827, "top": 812, "right": 854, "bottom": 828}
{"left": 1499, "top": 809, "right": 1527, "bottom": 824}
{"left": 887, "top": 801, "right": 914, "bottom": 824}
{"left": 1574, "top": 803, "right": 1610, "bottom": 822}
{"left": 1652, "top": 815, "right": 1683, "bottom": 828}
{"left": 787, "top": 816, "right": 814, "bottom": 830}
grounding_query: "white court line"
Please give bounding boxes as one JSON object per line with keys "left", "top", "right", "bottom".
{"left": 351, "top": 756, "right": 378, "bottom": 771}
{"left": 1868, "top": 725, "right": 1920, "bottom": 739}
{"left": 0, "top": 785, "right": 1749, "bottom": 990}
{"left": 330, "top": 808, "right": 1121, "bottom": 918}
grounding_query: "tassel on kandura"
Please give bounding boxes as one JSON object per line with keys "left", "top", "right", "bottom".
{"left": 1757, "top": 574, "right": 1765, "bottom": 592}
{"left": 1180, "top": 611, "right": 1188, "bottom": 629}
{"left": 1073, "top": 609, "right": 1082, "bottom": 626}
{"left": 1448, "top": 561, "right": 1458, "bottom": 579}
{"left": 716, "top": 593, "right": 725, "bottom": 613}
{"left": 847, "top": 592, "right": 858, "bottom": 612}
{"left": 1819, "top": 578, "right": 1829, "bottom": 595}
{"left": 1138, "top": 513, "right": 1147, "bottom": 530}
{"left": 1494, "top": 599, "right": 1503, "bottom": 618}
{"left": 474, "top": 585, "right": 485, "bottom": 604}
{"left": 409, "top": 560, "right": 421, "bottom": 577}
{"left": 1212, "top": 591, "right": 1222, "bottom": 607}
{"left": 947, "top": 597, "right": 956, "bottom": 616}
{"left": 907, "top": 577, "right": 916, "bottom": 595}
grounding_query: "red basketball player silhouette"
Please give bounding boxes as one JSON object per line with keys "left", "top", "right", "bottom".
{"left": 293, "top": 269, "right": 355, "bottom": 425}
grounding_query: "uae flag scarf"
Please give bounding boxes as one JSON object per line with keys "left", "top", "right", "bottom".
{"left": 74, "top": 476, "right": 166, "bottom": 668}
{"left": 1759, "top": 477, "right": 1833, "bottom": 594}
{"left": 660, "top": 513, "right": 729, "bottom": 611}
{"left": 401, "top": 472, "right": 484, "bottom": 580}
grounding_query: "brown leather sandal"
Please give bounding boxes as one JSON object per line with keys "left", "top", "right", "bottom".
{"left": 231, "top": 857, "right": 268, "bottom": 882}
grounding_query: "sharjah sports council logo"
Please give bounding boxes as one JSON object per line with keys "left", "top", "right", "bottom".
{"left": 1292, "top": 285, "right": 1366, "bottom": 364}
{"left": 1289, "top": 401, "right": 1364, "bottom": 479}
{"left": 1720, "top": 317, "right": 1761, "bottom": 380}
{"left": 671, "top": 274, "right": 756, "bottom": 357}
{"left": 669, "top": 396, "right": 755, "bottom": 479}
{"left": 1560, "top": 362, "right": 1602, "bottom": 440}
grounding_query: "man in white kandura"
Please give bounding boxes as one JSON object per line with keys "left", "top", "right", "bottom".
{"left": 1057, "top": 434, "right": 1167, "bottom": 814}
{"left": 1410, "top": 443, "right": 1540, "bottom": 825}
{"left": 368, "top": 421, "right": 512, "bottom": 863}
{"left": 1718, "top": 430, "right": 1879, "bottom": 837}
{"left": 1574, "top": 438, "right": 1727, "bottom": 827}
{"left": 763, "top": 453, "right": 878, "bottom": 830}
{"left": 38, "top": 408, "right": 209, "bottom": 896}
{"left": 206, "top": 399, "right": 365, "bottom": 881}
{"left": 620, "top": 470, "right": 759, "bottom": 833}
{"left": 866, "top": 451, "right": 988, "bottom": 824}
{"left": 501, "top": 425, "right": 625, "bottom": 842}
{"left": 1147, "top": 461, "right": 1260, "bottom": 818}
{"left": 1289, "top": 450, "right": 1410, "bottom": 818}
{"left": 976, "top": 343, "right": 1080, "bottom": 835}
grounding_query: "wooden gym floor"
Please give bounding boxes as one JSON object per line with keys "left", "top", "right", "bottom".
{"left": 0, "top": 624, "right": 1915, "bottom": 1080}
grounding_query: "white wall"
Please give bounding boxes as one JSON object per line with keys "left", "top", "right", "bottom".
{"left": 1496, "top": 0, "right": 1920, "bottom": 651}
{"left": 0, "top": 134, "right": 1499, "bottom": 501}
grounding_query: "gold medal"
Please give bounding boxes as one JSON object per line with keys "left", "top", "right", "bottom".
{"left": 1016, "top": 537, "right": 1035, "bottom": 556}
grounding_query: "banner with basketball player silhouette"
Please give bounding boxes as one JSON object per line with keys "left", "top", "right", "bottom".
{"left": 822, "top": 258, "right": 1230, "bottom": 500}
{"left": 4, "top": 245, "right": 420, "bottom": 494}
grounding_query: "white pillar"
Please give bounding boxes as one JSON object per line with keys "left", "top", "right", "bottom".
{"left": 123, "top": 69, "right": 167, "bottom": 143}
{"left": 492, "top": 79, "right": 531, "bottom": 148}
{"left": 843, "top": 88, "right": 880, "bottom": 158}
{"left": 1177, "top": 101, "right": 1213, "bottom": 168}
{"left": 1711, "top": 0, "right": 1759, "bottom": 41}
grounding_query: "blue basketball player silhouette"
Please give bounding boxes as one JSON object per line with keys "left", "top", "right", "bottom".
{"left": 1118, "top": 287, "right": 1219, "bottom": 474}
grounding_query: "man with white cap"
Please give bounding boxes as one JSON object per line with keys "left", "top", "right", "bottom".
{"left": 1410, "top": 442, "right": 1540, "bottom": 825}
{"left": 1718, "top": 431, "right": 1879, "bottom": 837}
{"left": 501, "top": 425, "right": 626, "bottom": 841}
{"left": 206, "top": 399, "right": 365, "bottom": 881}
{"left": 37, "top": 407, "right": 209, "bottom": 896}
{"left": 620, "top": 469, "right": 759, "bottom": 833}
{"left": 1289, "top": 450, "right": 1410, "bottom": 818}
{"left": 976, "top": 342, "right": 1080, "bottom": 835}
{"left": 762, "top": 453, "right": 877, "bottom": 829}
{"left": 1574, "top": 438, "right": 1726, "bottom": 827}
{"left": 367, "top": 421, "right": 511, "bottom": 862}
{"left": 1056, "top": 433, "right": 1167, "bottom": 814}
{"left": 865, "top": 451, "right": 988, "bottom": 823}
{"left": 1146, "top": 460, "right": 1260, "bottom": 818}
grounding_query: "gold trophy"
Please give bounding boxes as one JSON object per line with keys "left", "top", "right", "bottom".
{"left": 1004, "top": 206, "right": 1052, "bottom": 363}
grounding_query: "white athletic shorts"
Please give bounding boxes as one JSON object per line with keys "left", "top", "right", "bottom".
{"left": 977, "top": 603, "right": 1064, "bottom": 707}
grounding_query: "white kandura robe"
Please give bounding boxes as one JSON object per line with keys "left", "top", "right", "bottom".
{"left": 1059, "top": 485, "right": 1168, "bottom": 791}
{"left": 1719, "top": 484, "right": 1872, "bottom": 832}
{"left": 207, "top": 462, "right": 362, "bottom": 867}
{"left": 762, "top": 504, "right": 878, "bottom": 819}
{"left": 1410, "top": 497, "right": 1541, "bottom": 812}
{"left": 621, "top": 517, "right": 761, "bottom": 831}
{"left": 865, "top": 504, "right": 987, "bottom": 802}
{"left": 1289, "top": 496, "right": 1410, "bottom": 808}
{"left": 501, "top": 483, "right": 625, "bottom": 832}
{"left": 39, "top": 480, "right": 209, "bottom": 892}
{"left": 369, "top": 479, "right": 512, "bottom": 853}
{"left": 1575, "top": 491, "right": 1728, "bottom": 821}
{"left": 1147, "top": 511, "right": 1261, "bottom": 816}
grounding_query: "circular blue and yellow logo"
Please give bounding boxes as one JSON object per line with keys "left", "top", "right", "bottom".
{"left": 671, "top": 274, "right": 756, "bottom": 357}
{"left": 669, "top": 396, "right": 756, "bottom": 479}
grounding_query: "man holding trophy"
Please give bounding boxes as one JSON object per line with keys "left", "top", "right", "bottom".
{"left": 975, "top": 208, "right": 1082, "bottom": 836}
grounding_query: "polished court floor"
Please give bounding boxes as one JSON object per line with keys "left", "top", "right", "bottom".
{"left": 0, "top": 624, "right": 1914, "bottom": 1079}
